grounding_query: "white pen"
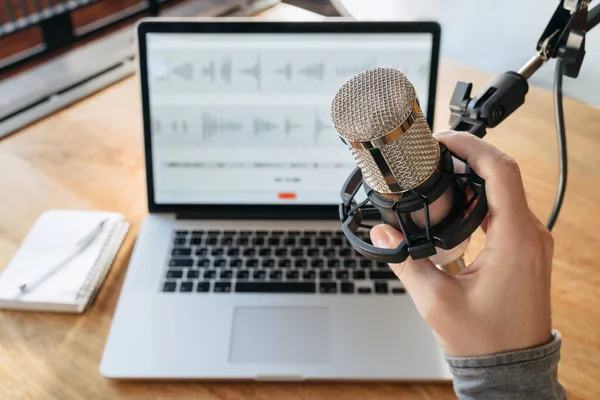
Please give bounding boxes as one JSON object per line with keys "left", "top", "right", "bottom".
{"left": 17, "top": 219, "right": 108, "bottom": 295}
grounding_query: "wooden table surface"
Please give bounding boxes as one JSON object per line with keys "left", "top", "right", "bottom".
{"left": 1, "top": 4, "right": 599, "bottom": 400}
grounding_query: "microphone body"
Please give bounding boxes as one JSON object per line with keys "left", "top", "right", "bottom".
{"left": 331, "top": 68, "right": 486, "bottom": 270}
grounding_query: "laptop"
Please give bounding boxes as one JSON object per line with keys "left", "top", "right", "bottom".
{"left": 100, "top": 19, "right": 450, "bottom": 381}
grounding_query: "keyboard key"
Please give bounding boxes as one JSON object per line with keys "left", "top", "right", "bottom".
{"left": 353, "top": 270, "right": 366, "bottom": 280}
{"left": 343, "top": 259, "right": 357, "bottom": 268}
{"left": 203, "top": 270, "right": 216, "bottom": 279}
{"left": 208, "top": 230, "right": 220, "bottom": 236}
{"left": 230, "top": 259, "right": 243, "bottom": 268}
{"left": 196, "top": 282, "right": 210, "bottom": 292}
{"left": 261, "top": 259, "right": 275, "bottom": 268}
{"left": 213, "top": 258, "right": 226, "bottom": 267}
{"left": 253, "top": 237, "right": 265, "bottom": 246}
{"left": 294, "top": 259, "right": 308, "bottom": 268}
{"left": 305, "top": 230, "right": 317, "bottom": 235}
{"left": 175, "top": 230, "right": 188, "bottom": 236}
{"left": 376, "top": 262, "right": 389, "bottom": 269}
{"left": 272, "top": 231, "right": 284, "bottom": 236}
{"left": 315, "top": 238, "right": 327, "bottom": 246}
{"left": 256, "top": 230, "right": 268, "bottom": 236}
{"left": 211, "top": 248, "right": 224, "bottom": 256}
{"left": 278, "top": 259, "right": 292, "bottom": 268}
{"left": 319, "top": 231, "right": 334, "bottom": 236}
{"left": 299, "top": 237, "right": 312, "bottom": 246}
{"left": 319, "top": 282, "right": 337, "bottom": 294}
{"left": 336, "top": 270, "right": 349, "bottom": 280}
{"left": 235, "top": 282, "right": 316, "bottom": 293}
{"left": 375, "top": 282, "right": 389, "bottom": 294}
{"left": 247, "top": 259, "right": 260, "bottom": 267}
{"left": 311, "top": 259, "right": 324, "bottom": 268}
{"left": 370, "top": 270, "right": 397, "bottom": 280}
{"left": 170, "top": 258, "right": 193, "bottom": 267}
{"left": 269, "top": 270, "right": 283, "bottom": 280}
{"left": 172, "top": 248, "right": 191, "bottom": 257}
{"left": 307, "top": 248, "right": 319, "bottom": 257}
{"left": 163, "top": 281, "right": 177, "bottom": 292}
{"left": 253, "top": 270, "right": 266, "bottom": 280}
{"left": 206, "top": 238, "right": 218, "bottom": 245}
{"left": 339, "top": 248, "right": 352, "bottom": 257}
{"left": 222, "top": 238, "right": 234, "bottom": 246}
{"left": 327, "top": 259, "right": 341, "bottom": 268}
{"left": 227, "top": 248, "right": 240, "bottom": 256}
{"left": 259, "top": 248, "right": 272, "bottom": 256}
{"left": 303, "top": 270, "right": 316, "bottom": 280}
{"left": 191, "top": 230, "right": 204, "bottom": 236}
{"left": 237, "top": 237, "right": 249, "bottom": 245}
{"left": 283, "top": 237, "right": 296, "bottom": 246}
{"left": 180, "top": 281, "right": 194, "bottom": 292}
{"left": 214, "top": 282, "right": 232, "bottom": 293}
{"left": 323, "top": 248, "right": 336, "bottom": 257}
{"left": 240, "top": 230, "right": 252, "bottom": 236}
{"left": 196, "top": 248, "right": 208, "bottom": 256}
{"left": 341, "top": 282, "right": 355, "bottom": 294}
{"left": 286, "top": 270, "right": 300, "bottom": 280}
{"left": 360, "top": 259, "right": 373, "bottom": 268}
{"left": 220, "top": 270, "right": 233, "bottom": 280}
{"left": 358, "top": 287, "right": 372, "bottom": 294}
{"left": 288, "top": 231, "right": 301, "bottom": 236}
{"left": 331, "top": 238, "right": 344, "bottom": 246}
{"left": 319, "top": 271, "right": 333, "bottom": 280}
{"left": 392, "top": 287, "right": 407, "bottom": 295}
{"left": 187, "top": 270, "right": 200, "bottom": 279}
{"left": 291, "top": 248, "right": 304, "bottom": 257}
{"left": 237, "top": 270, "right": 250, "bottom": 280}
{"left": 268, "top": 237, "right": 280, "bottom": 245}
{"left": 224, "top": 230, "right": 235, "bottom": 236}
{"left": 173, "top": 238, "right": 186, "bottom": 246}
{"left": 197, "top": 258, "right": 210, "bottom": 267}
{"left": 275, "top": 248, "right": 287, "bottom": 257}
{"left": 190, "top": 237, "right": 202, "bottom": 245}
{"left": 243, "top": 248, "right": 256, "bottom": 257}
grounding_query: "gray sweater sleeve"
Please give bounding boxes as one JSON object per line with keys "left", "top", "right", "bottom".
{"left": 444, "top": 330, "right": 566, "bottom": 400}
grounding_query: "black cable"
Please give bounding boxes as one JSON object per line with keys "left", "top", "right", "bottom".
{"left": 546, "top": 59, "right": 568, "bottom": 231}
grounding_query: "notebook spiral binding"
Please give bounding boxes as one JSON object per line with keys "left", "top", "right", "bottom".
{"left": 75, "top": 221, "right": 129, "bottom": 309}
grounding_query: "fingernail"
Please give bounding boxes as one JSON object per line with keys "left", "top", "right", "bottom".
{"left": 373, "top": 234, "right": 390, "bottom": 248}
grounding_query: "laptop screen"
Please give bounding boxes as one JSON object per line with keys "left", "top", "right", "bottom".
{"left": 146, "top": 30, "right": 435, "bottom": 206}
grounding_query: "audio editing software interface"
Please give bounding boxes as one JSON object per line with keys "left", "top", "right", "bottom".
{"left": 147, "top": 33, "right": 433, "bottom": 204}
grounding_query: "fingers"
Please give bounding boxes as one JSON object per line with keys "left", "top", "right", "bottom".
{"left": 434, "top": 131, "right": 530, "bottom": 227}
{"left": 370, "top": 224, "right": 458, "bottom": 304}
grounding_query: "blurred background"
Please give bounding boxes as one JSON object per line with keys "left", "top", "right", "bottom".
{"left": 0, "top": 0, "right": 598, "bottom": 139}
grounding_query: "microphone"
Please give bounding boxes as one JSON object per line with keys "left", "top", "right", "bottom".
{"left": 330, "top": 68, "right": 488, "bottom": 272}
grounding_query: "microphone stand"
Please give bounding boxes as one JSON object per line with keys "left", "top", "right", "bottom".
{"left": 449, "top": 0, "right": 598, "bottom": 139}
{"left": 443, "top": 0, "right": 599, "bottom": 273}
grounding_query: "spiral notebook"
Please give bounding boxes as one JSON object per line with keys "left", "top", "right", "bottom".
{"left": 0, "top": 210, "right": 129, "bottom": 313}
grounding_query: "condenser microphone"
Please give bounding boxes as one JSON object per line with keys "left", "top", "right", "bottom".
{"left": 330, "top": 68, "right": 488, "bottom": 271}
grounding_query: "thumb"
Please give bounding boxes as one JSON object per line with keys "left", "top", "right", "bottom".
{"left": 370, "top": 224, "right": 458, "bottom": 307}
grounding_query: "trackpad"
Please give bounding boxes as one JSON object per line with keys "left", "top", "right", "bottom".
{"left": 230, "top": 307, "right": 330, "bottom": 364}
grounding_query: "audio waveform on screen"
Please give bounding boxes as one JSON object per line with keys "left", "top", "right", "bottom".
{"left": 275, "top": 63, "right": 293, "bottom": 81}
{"left": 171, "top": 63, "right": 194, "bottom": 81}
{"left": 201, "top": 113, "right": 243, "bottom": 142}
{"left": 335, "top": 57, "right": 378, "bottom": 76}
{"left": 239, "top": 55, "right": 261, "bottom": 88}
{"left": 299, "top": 63, "right": 325, "bottom": 81}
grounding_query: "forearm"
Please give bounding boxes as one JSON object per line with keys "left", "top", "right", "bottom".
{"left": 445, "top": 330, "right": 566, "bottom": 400}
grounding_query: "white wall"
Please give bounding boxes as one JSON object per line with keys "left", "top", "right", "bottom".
{"left": 340, "top": 0, "right": 600, "bottom": 107}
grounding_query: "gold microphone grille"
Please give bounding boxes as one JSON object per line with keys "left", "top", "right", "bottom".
{"left": 330, "top": 68, "right": 440, "bottom": 193}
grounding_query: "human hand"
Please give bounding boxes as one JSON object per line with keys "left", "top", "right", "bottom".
{"left": 370, "top": 131, "right": 554, "bottom": 357}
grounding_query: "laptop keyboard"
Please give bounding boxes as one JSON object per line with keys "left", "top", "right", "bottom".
{"left": 162, "top": 230, "right": 406, "bottom": 295}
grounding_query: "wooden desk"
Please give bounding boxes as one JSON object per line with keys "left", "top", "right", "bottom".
{"left": 1, "top": 4, "right": 599, "bottom": 400}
